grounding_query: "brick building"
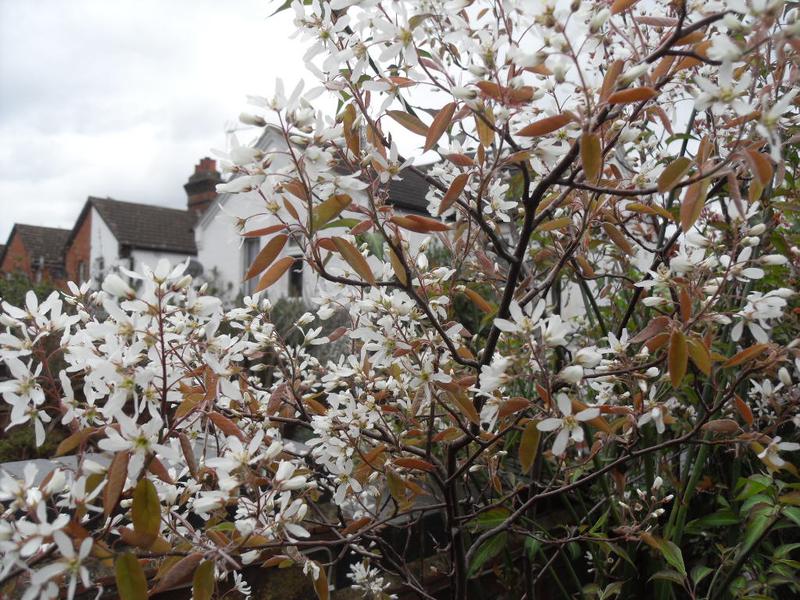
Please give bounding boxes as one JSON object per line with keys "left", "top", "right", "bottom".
{"left": 0, "top": 224, "right": 71, "bottom": 284}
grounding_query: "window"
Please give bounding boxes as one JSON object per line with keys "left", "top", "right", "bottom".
{"left": 77, "top": 261, "right": 87, "bottom": 283}
{"left": 242, "top": 238, "right": 260, "bottom": 296}
{"left": 288, "top": 256, "right": 303, "bottom": 298}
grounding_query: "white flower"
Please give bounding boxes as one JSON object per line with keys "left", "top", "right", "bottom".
{"left": 542, "top": 315, "right": 571, "bottom": 347}
{"left": 605, "top": 329, "right": 629, "bottom": 355}
{"left": 574, "top": 347, "right": 602, "bottom": 368}
{"left": 478, "top": 356, "right": 511, "bottom": 397}
{"left": 537, "top": 394, "right": 599, "bottom": 456}
{"left": 97, "top": 413, "right": 175, "bottom": 477}
{"left": 694, "top": 62, "right": 752, "bottom": 116}
{"left": 216, "top": 174, "right": 267, "bottom": 194}
{"left": 494, "top": 299, "right": 545, "bottom": 336}
{"left": 231, "top": 571, "right": 253, "bottom": 600}
{"left": 101, "top": 273, "right": 134, "bottom": 298}
{"left": 758, "top": 436, "right": 800, "bottom": 468}
{"left": 274, "top": 461, "right": 308, "bottom": 491}
{"left": 29, "top": 531, "right": 92, "bottom": 600}
{"left": 558, "top": 365, "right": 584, "bottom": 385}
{"left": 371, "top": 142, "right": 413, "bottom": 182}
{"left": 731, "top": 289, "right": 791, "bottom": 343}
{"left": 637, "top": 387, "right": 672, "bottom": 434}
{"left": 206, "top": 431, "right": 278, "bottom": 473}
{"left": 707, "top": 35, "right": 742, "bottom": 63}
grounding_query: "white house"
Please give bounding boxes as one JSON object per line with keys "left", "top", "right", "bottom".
{"left": 64, "top": 196, "right": 200, "bottom": 287}
{"left": 194, "top": 127, "right": 435, "bottom": 305}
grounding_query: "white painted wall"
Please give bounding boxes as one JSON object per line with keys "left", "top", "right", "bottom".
{"left": 89, "top": 207, "right": 119, "bottom": 284}
{"left": 88, "top": 206, "right": 195, "bottom": 287}
{"left": 131, "top": 248, "right": 193, "bottom": 275}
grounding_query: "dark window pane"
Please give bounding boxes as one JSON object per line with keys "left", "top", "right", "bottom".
{"left": 288, "top": 257, "right": 303, "bottom": 298}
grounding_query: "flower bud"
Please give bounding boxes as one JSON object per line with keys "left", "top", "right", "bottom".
{"left": 559, "top": 365, "right": 584, "bottom": 384}
{"left": 643, "top": 296, "right": 669, "bottom": 308}
{"left": 468, "top": 64, "right": 488, "bottom": 77}
{"left": 741, "top": 236, "right": 759, "bottom": 247}
{"left": 102, "top": 273, "right": 134, "bottom": 298}
{"left": 575, "top": 347, "right": 602, "bottom": 368}
{"left": 779, "top": 367, "right": 792, "bottom": 386}
{"left": 747, "top": 223, "right": 767, "bottom": 236}
{"left": 759, "top": 254, "right": 788, "bottom": 265}
{"left": 590, "top": 9, "right": 609, "bottom": 33}
{"left": 174, "top": 275, "right": 192, "bottom": 290}
{"left": 619, "top": 65, "right": 648, "bottom": 86}
{"left": 451, "top": 86, "right": 478, "bottom": 101}
{"left": 239, "top": 112, "right": 267, "bottom": 127}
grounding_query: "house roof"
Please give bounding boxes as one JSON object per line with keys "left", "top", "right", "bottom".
{"left": 6, "top": 224, "right": 71, "bottom": 267}
{"left": 387, "top": 168, "right": 431, "bottom": 213}
{"left": 69, "top": 197, "right": 198, "bottom": 255}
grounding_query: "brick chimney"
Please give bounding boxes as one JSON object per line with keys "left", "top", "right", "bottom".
{"left": 184, "top": 157, "right": 221, "bottom": 216}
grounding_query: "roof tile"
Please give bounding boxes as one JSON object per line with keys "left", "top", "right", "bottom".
{"left": 13, "top": 225, "right": 71, "bottom": 266}
{"left": 89, "top": 197, "right": 197, "bottom": 255}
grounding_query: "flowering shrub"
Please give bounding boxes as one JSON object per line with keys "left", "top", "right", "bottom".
{"left": 2, "top": 0, "right": 800, "bottom": 598}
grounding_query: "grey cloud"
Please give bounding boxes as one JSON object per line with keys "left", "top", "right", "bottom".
{"left": 0, "top": 0, "right": 307, "bottom": 241}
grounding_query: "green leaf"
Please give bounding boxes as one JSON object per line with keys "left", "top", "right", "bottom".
{"left": 774, "top": 542, "right": 800, "bottom": 559}
{"left": 193, "top": 561, "right": 215, "bottom": 600}
{"left": 685, "top": 509, "right": 739, "bottom": 534}
{"left": 741, "top": 494, "right": 774, "bottom": 516}
{"left": 360, "top": 232, "right": 385, "bottom": 260}
{"left": 782, "top": 506, "right": 800, "bottom": 529}
{"left": 115, "top": 553, "right": 148, "bottom": 600}
{"left": 468, "top": 532, "right": 508, "bottom": 578}
{"left": 270, "top": 0, "right": 312, "bottom": 16}
{"left": 659, "top": 540, "right": 687, "bottom": 577}
{"left": 321, "top": 218, "right": 360, "bottom": 231}
{"left": 132, "top": 478, "right": 160, "bottom": 547}
{"left": 691, "top": 565, "right": 713, "bottom": 585}
{"left": 605, "top": 542, "right": 636, "bottom": 568}
{"left": 524, "top": 536, "right": 540, "bottom": 560}
{"left": 600, "top": 581, "right": 624, "bottom": 600}
{"left": 649, "top": 570, "right": 685, "bottom": 585}
{"left": 311, "top": 194, "right": 352, "bottom": 231}
{"left": 736, "top": 475, "right": 773, "bottom": 500}
{"left": 589, "top": 508, "right": 610, "bottom": 534}
{"left": 469, "top": 507, "right": 511, "bottom": 531}
{"left": 739, "top": 513, "right": 773, "bottom": 558}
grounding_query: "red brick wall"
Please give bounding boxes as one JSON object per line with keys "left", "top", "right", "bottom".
{"left": 0, "top": 232, "right": 32, "bottom": 277}
{"left": 65, "top": 210, "right": 92, "bottom": 283}
{"left": 0, "top": 232, "right": 66, "bottom": 286}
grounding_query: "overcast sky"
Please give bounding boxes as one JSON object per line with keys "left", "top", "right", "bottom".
{"left": 0, "top": 0, "right": 308, "bottom": 242}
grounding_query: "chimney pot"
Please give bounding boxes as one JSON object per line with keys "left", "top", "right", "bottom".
{"left": 185, "top": 157, "right": 221, "bottom": 216}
